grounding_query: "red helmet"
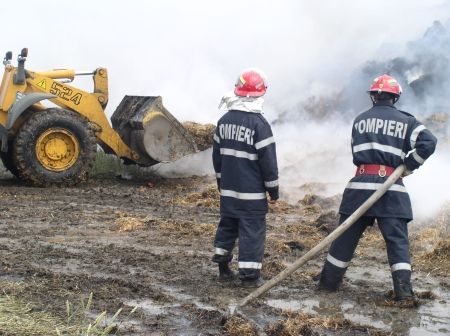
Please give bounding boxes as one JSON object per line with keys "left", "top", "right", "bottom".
{"left": 368, "top": 74, "right": 402, "bottom": 97}
{"left": 234, "top": 68, "right": 267, "bottom": 97}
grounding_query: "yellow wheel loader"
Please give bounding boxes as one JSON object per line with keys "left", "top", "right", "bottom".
{"left": 0, "top": 48, "right": 197, "bottom": 186}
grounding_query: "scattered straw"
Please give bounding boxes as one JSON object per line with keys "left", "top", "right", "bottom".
{"left": 284, "top": 223, "right": 324, "bottom": 248}
{"left": 414, "top": 239, "right": 450, "bottom": 276}
{"left": 357, "top": 226, "right": 385, "bottom": 254}
{"left": 262, "top": 259, "right": 287, "bottom": 278}
{"left": 267, "top": 237, "right": 293, "bottom": 254}
{"left": 0, "top": 294, "right": 72, "bottom": 335}
{"left": 299, "top": 204, "right": 322, "bottom": 217}
{"left": 115, "top": 216, "right": 146, "bottom": 232}
{"left": 411, "top": 228, "right": 443, "bottom": 252}
{"left": 269, "top": 201, "right": 296, "bottom": 214}
{"left": 183, "top": 122, "right": 216, "bottom": 151}
{"left": 223, "top": 315, "right": 258, "bottom": 336}
{"left": 377, "top": 290, "right": 432, "bottom": 308}
{"left": 416, "top": 291, "right": 438, "bottom": 300}
{"left": 419, "top": 239, "right": 450, "bottom": 262}
{"left": 158, "top": 219, "right": 216, "bottom": 236}
{"left": 378, "top": 298, "right": 420, "bottom": 308}
{"left": 0, "top": 280, "right": 26, "bottom": 295}
{"left": 113, "top": 211, "right": 156, "bottom": 232}
{"left": 265, "top": 312, "right": 389, "bottom": 336}
{"left": 174, "top": 186, "right": 220, "bottom": 208}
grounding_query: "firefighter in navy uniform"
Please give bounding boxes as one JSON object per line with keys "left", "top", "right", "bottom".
{"left": 318, "top": 74, "right": 437, "bottom": 300}
{"left": 212, "top": 68, "right": 279, "bottom": 288}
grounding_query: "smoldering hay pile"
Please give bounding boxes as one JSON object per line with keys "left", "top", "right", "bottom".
{"left": 274, "top": 20, "right": 450, "bottom": 125}
{"left": 183, "top": 121, "right": 216, "bottom": 151}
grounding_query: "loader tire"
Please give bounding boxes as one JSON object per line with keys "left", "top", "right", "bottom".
{"left": 13, "top": 108, "right": 97, "bottom": 187}
{"left": 0, "top": 142, "right": 20, "bottom": 178}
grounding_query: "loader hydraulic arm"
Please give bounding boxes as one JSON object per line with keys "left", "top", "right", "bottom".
{"left": 37, "top": 68, "right": 109, "bottom": 107}
{"left": 25, "top": 69, "right": 139, "bottom": 161}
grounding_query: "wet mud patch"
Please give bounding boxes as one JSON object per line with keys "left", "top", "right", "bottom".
{"left": 0, "top": 173, "right": 449, "bottom": 335}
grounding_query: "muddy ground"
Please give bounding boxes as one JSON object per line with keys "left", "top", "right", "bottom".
{"left": 0, "top": 166, "right": 449, "bottom": 336}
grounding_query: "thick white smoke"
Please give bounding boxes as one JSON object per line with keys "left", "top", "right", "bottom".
{"left": 2, "top": 0, "right": 450, "bottom": 219}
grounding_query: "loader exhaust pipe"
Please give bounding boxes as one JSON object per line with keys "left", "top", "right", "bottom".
{"left": 227, "top": 165, "right": 406, "bottom": 316}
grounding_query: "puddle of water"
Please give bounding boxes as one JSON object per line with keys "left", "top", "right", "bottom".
{"left": 160, "top": 285, "right": 217, "bottom": 311}
{"left": 266, "top": 297, "right": 360, "bottom": 317}
{"left": 126, "top": 298, "right": 178, "bottom": 315}
{"left": 266, "top": 287, "right": 450, "bottom": 335}
{"left": 0, "top": 274, "right": 25, "bottom": 282}
{"left": 413, "top": 299, "right": 450, "bottom": 335}
{"left": 126, "top": 297, "right": 219, "bottom": 336}
{"left": 346, "top": 265, "right": 391, "bottom": 283}
{"left": 344, "top": 312, "right": 390, "bottom": 330}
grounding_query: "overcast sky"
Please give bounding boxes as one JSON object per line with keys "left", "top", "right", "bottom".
{"left": 2, "top": 0, "right": 449, "bottom": 122}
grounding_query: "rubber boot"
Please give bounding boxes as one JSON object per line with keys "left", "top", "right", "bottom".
{"left": 218, "top": 262, "right": 236, "bottom": 281}
{"left": 212, "top": 253, "right": 235, "bottom": 282}
{"left": 238, "top": 268, "right": 264, "bottom": 288}
{"left": 318, "top": 260, "right": 346, "bottom": 291}
{"left": 240, "top": 276, "right": 264, "bottom": 288}
{"left": 392, "top": 270, "right": 414, "bottom": 301}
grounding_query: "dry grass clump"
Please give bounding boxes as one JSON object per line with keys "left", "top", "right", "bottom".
{"left": 269, "top": 200, "right": 296, "bottom": 214}
{"left": 158, "top": 219, "right": 216, "bottom": 236}
{"left": 115, "top": 216, "right": 146, "bottom": 232}
{"left": 357, "top": 226, "right": 385, "bottom": 256}
{"left": 299, "top": 204, "right": 322, "bottom": 217}
{"left": 411, "top": 227, "right": 443, "bottom": 250}
{"left": 223, "top": 315, "right": 258, "bottom": 336}
{"left": 378, "top": 296, "right": 420, "bottom": 308}
{"left": 175, "top": 186, "right": 219, "bottom": 208}
{"left": 183, "top": 121, "right": 216, "bottom": 151}
{"left": 415, "top": 239, "right": 450, "bottom": 276}
{"left": 0, "top": 286, "right": 136, "bottom": 336}
{"left": 0, "top": 294, "right": 72, "bottom": 335}
{"left": 0, "top": 279, "right": 25, "bottom": 295}
{"left": 284, "top": 223, "right": 324, "bottom": 248}
{"left": 416, "top": 290, "right": 438, "bottom": 300}
{"left": 299, "top": 193, "right": 317, "bottom": 206}
{"left": 268, "top": 237, "right": 293, "bottom": 254}
{"left": 114, "top": 211, "right": 154, "bottom": 232}
{"left": 265, "top": 312, "right": 389, "bottom": 336}
{"left": 419, "top": 239, "right": 450, "bottom": 261}
{"left": 291, "top": 269, "right": 320, "bottom": 282}
{"left": 379, "top": 289, "right": 437, "bottom": 308}
{"left": 411, "top": 204, "right": 449, "bottom": 276}
{"left": 262, "top": 259, "right": 287, "bottom": 278}
{"left": 379, "top": 299, "right": 419, "bottom": 308}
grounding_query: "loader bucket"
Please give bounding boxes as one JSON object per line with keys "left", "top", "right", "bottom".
{"left": 111, "top": 96, "right": 198, "bottom": 166}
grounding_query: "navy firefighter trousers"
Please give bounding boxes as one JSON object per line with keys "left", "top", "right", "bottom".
{"left": 321, "top": 214, "right": 410, "bottom": 287}
{"left": 213, "top": 216, "right": 266, "bottom": 280}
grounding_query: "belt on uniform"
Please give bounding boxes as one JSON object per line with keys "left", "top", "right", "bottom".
{"left": 355, "top": 164, "right": 396, "bottom": 177}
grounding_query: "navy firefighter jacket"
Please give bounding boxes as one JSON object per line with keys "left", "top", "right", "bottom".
{"left": 339, "top": 101, "right": 437, "bottom": 220}
{"left": 212, "top": 109, "right": 279, "bottom": 218}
